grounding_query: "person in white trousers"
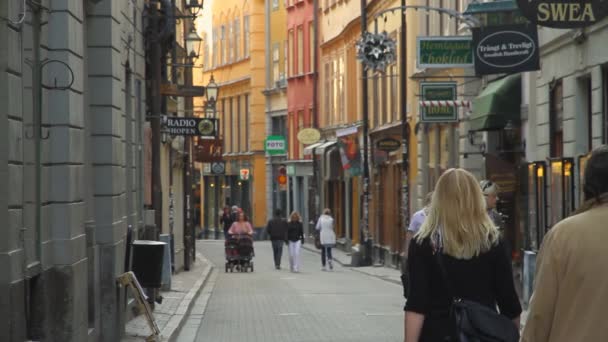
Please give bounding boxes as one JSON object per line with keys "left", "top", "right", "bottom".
{"left": 286, "top": 211, "right": 305, "bottom": 272}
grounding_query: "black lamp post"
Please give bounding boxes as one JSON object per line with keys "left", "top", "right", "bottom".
{"left": 205, "top": 75, "right": 220, "bottom": 239}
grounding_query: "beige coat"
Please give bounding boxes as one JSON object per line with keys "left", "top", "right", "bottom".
{"left": 521, "top": 204, "right": 608, "bottom": 342}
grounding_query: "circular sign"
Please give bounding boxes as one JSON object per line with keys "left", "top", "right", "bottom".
{"left": 376, "top": 138, "right": 401, "bottom": 152}
{"left": 211, "top": 162, "right": 225, "bottom": 175}
{"left": 297, "top": 128, "right": 321, "bottom": 145}
{"left": 198, "top": 119, "right": 215, "bottom": 136}
{"left": 277, "top": 175, "right": 287, "bottom": 185}
{"left": 516, "top": 0, "right": 608, "bottom": 29}
{"left": 476, "top": 30, "right": 536, "bottom": 69}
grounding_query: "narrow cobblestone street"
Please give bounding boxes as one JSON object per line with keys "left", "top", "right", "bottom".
{"left": 187, "top": 240, "right": 403, "bottom": 342}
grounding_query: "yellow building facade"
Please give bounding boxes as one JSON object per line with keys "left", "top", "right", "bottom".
{"left": 196, "top": 0, "right": 268, "bottom": 231}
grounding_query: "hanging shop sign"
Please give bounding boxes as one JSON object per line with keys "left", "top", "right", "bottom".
{"left": 516, "top": 0, "right": 608, "bottom": 28}
{"left": 196, "top": 138, "right": 223, "bottom": 163}
{"left": 211, "top": 161, "right": 225, "bottom": 175}
{"left": 472, "top": 24, "right": 540, "bottom": 76}
{"left": 337, "top": 133, "right": 362, "bottom": 177}
{"left": 417, "top": 36, "right": 474, "bottom": 69}
{"left": 264, "top": 135, "right": 287, "bottom": 155}
{"left": 419, "top": 82, "right": 459, "bottom": 123}
{"left": 297, "top": 128, "right": 321, "bottom": 145}
{"left": 162, "top": 116, "right": 218, "bottom": 137}
{"left": 160, "top": 83, "right": 206, "bottom": 97}
{"left": 239, "top": 169, "right": 250, "bottom": 181}
{"left": 376, "top": 138, "right": 401, "bottom": 153}
{"left": 356, "top": 31, "right": 397, "bottom": 71}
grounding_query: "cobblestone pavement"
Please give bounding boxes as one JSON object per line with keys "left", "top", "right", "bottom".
{"left": 191, "top": 240, "right": 403, "bottom": 342}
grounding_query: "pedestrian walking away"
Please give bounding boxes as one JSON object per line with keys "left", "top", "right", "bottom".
{"left": 220, "top": 206, "right": 234, "bottom": 240}
{"left": 401, "top": 191, "right": 433, "bottom": 298}
{"left": 522, "top": 145, "right": 608, "bottom": 342}
{"left": 287, "top": 211, "right": 305, "bottom": 272}
{"left": 266, "top": 209, "right": 288, "bottom": 269}
{"left": 315, "top": 208, "right": 336, "bottom": 271}
{"left": 404, "top": 168, "right": 521, "bottom": 342}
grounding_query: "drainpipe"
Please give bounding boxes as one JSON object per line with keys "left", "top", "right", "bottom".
{"left": 400, "top": 0, "right": 410, "bottom": 258}
{"left": 311, "top": 0, "right": 319, "bottom": 233}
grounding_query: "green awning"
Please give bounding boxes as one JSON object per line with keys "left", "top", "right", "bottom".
{"left": 470, "top": 74, "right": 521, "bottom": 131}
{"left": 464, "top": 0, "right": 518, "bottom": 15}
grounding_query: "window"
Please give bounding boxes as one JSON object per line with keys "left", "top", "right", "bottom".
{"left": 338, "top": 56, "right": 345, "bottom": 122}
{"left": 237, "top": 95, "right": 241, "bottom": 152}
{"left": 228, "top": 22, "right": 234, "bottom": 62}
{"left": 234, "top": 19, "right": 240, "bottom": 60}
{"left": 221, "top": 99, "right": 227, "bottom": 151}
{"left": 212, "top": 28, "right": 217, "bottom": 67}
{"left": 604, "top": 68, "right": 608, "bottom": 144}
{"left": 309, "top": 21, "right": 314, "bottom": 73}
{"left": 220, "top": 25, "right": 226, "bottom": 64}
{"left": 244, "top": 15, "right": 250, "bottom": 57}
{"left": 324, "top": 62, "right": 331, "bottom": 125}
{"left": 298, "top": 111, "right": 305, "bottom": 159}
{"left": 284, "top": 40, "right": 289, "bottom": 79}
{"left": 272, "top": 116, "right": 287, "bottom": 137}
{"left": 289, "top": 113, "right": 295, "bottom": 157}
{"left": 273, "top": 43, "right": 280, "bottom": 84}
{"left": 245, "top": 94, "right": 250, "bottom": 151}
{"left": 231, "top": 98, "right": 238, "bottom": 153}
{"left": 288, "top": 30, "right": 294, "bottom": 76}
{"left": 297, "top": 26, "right": 304, "bottom": 74}
{"left": 389, "top": 64, "right": 398, "bottom": 123}
{"left": 550, "top": 81, "right": 564, "bottom": 157}
{"left": 273, "top": 0, "right": 279, "bottom": 10}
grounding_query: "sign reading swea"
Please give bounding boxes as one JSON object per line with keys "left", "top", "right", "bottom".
{"left": 163, "top": 116, "right": 218, "bottom": 137}
{"left": 417, "top": 37, "right": 473, "bottom": 69}
{"left": 516, "top": 0, "right": 608, "bottom": 28}
{"left": 473, "top": 25, "right": 540, "bottom": 76}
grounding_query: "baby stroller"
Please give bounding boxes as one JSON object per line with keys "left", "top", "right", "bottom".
{"left": 225, "top": 234, "right": 254, "bottom": 273}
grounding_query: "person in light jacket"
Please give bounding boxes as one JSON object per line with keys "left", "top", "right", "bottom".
{"left": 521, "top": 145, "right": 608, "bottom": 342}
{"left": 315, "top": 208, "right": 336, "bottom": 271}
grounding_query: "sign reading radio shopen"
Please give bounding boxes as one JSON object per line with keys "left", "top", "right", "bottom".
{"left": 162, "top": 116, "right": 218, "bottom": 137}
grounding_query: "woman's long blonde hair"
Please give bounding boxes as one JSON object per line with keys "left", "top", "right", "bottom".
{"left": 290, "top": 211, "right": 301, "bottom": 222}
{"left": 416, "top": 168, "right": 499, "bottom": 259}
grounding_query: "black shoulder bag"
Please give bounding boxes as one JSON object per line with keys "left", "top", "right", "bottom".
{"left": 435, "top": 251, "right": 519, "bottom": 342}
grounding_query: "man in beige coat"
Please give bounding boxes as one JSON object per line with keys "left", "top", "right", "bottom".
{"left": 522, "top": 145, "right": 608, "bottom": 342}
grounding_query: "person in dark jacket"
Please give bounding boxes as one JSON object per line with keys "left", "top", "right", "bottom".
{"left": 266, "top": 209, "right": 288, "bottom": 270}
{"left": 220, "top": 206, "right": 234, "bottom": 240}
{"left": 287, "top": 211, "right": 304, "bottom": 273}
{"left": 404, "top": 169, "right": 521, "bottom": 342}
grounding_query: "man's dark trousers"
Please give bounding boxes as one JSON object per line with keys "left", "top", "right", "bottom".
{"left": 271, "top": 240, "right": 284, "bottom": 268}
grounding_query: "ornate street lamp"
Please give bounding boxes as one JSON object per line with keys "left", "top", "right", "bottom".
{"left": 185, "top": 0, "right": 204, "bottom": 16}
{"left": 185, "top": 26, "right": 202, "bottom": 60}
{"left": 206, "top": 74, "right": 219, "bottom": 104}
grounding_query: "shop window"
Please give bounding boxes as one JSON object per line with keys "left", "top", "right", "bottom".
{"left": 549, "top": 158, "right": 575, "bottom": 228}
{"left": 525, "top": 162, "right": 547, "bottom": 251}
{"left": 549, "top": 80, "right": 563, "bottom": 157}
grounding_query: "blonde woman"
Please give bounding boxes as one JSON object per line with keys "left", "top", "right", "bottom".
{"left": 404, "top": 169, "right": 521, "bottom": 342}
{"left": 287, "top": 211, "right": 305, "bottom": 272}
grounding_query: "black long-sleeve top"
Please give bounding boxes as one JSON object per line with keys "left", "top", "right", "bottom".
{"left": 286, "top": 221, "right": 304, "bottom": 242}
{"left": 405, "top": 238, "right": 522, "bottom": 341}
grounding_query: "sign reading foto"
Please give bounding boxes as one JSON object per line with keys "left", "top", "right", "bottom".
{"left": 163, "top": 116, "right": 218, "bottom": 137}
{"left": 516, "top": 0, "right": 608, "bottom": 29}
{"left": 420, "top": 82, "right": 458, "bottom": 123}
{"left": 417, "top": 37, "right": 474, "bottom": 69}
{"left": 473, "top": 24, "right": 540, "bottom": 76}
{"left": 265, "top": 136, "right": 287, "bottom": 155}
